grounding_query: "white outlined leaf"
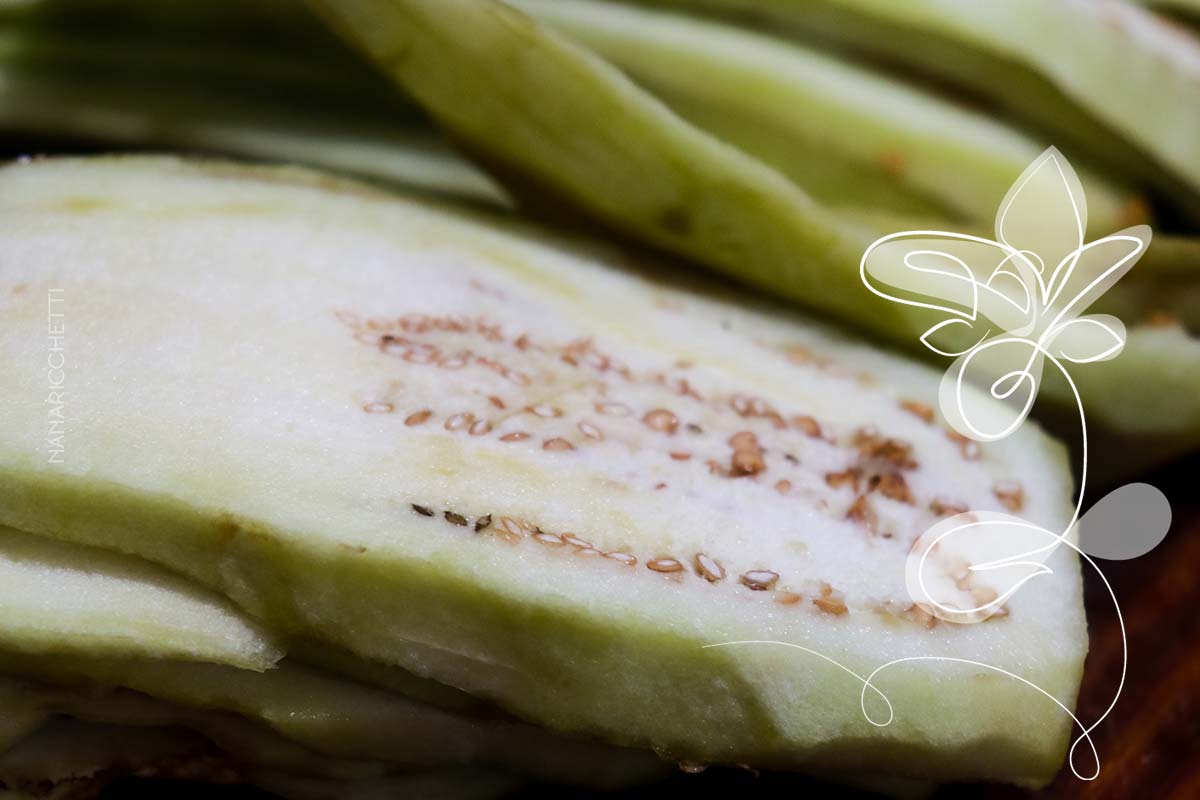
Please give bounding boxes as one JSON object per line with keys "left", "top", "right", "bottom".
{"left": 995, "top": 147, "right": 1087, "bottom": 304}
{"left": 920, "top": 317, "right": 985, "bottom": 358}
{"left": 939, "top": 336, "right": 1043, "bottom": 442}
{"left": 906, "top": 511, "right": 1056, "bottom": 624}
{"left": 860, "top": 233, "right": 1036, "bottom": 333}
{"left": 1043, "top": 226, "right": 1150, "bottom": 325}
{"left": 1047, "top": 315, "right": 1125, "bottom": 364}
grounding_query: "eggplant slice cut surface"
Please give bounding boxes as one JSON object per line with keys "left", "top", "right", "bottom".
{"left": 0, "top": 157, "right": 1085, "bottom": 786}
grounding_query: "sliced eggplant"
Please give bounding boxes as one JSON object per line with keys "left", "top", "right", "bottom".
{"left": 513, "top": 0, "right": 1141, "bottom": 233}
{"left": 628, "top": 0, "right": 1200, "bottom": 215}
{"left": 0, "top": 29, "right": 507, "bottom": 205}
{"left": 0, "top": 528, "right": 664, "bottom": 786}
{"left": 0, "top": 527, "right": 281, "bottom": 670}
{"left": 0, "top": 157, "right": 1085, "bottom": 785}
{"left": 308, "top": 0, "right": 1200, "bottom": 471}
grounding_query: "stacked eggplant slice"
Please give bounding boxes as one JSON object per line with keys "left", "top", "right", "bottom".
{"left": 0, "top": 0, "right": 1196, "bottom": 796}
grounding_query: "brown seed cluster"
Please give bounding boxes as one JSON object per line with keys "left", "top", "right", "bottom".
{"left": 930, "top": 498, "right": 968, "bottom": 517}
{"left": 694, "top": 553, "right": 726, "bottom": 582}
{"left": 899, "top": 399, "right": 935, "bottom": 424}
{"left": 643, "top": 408, "right": 679, "bottom": 434}
{"left": 946, "top": 431, "right": 981, "bottom": 461}
{"left": 901, "top": 603, "right": 937, "bottom": 629}
{"left": 826, "top": 429, "right": 924, "bottom": 536}
{"left": 731, "top": 394, "right": 788, "bottom": 430}
{"left": 853, "top": 428, "right": 917, "bottom": 469}
{"left": 740, "top": 570, "right": 779, "bottom": 591}
{"left": 825, "top": 468, "right": 860, "bottom": 492}
{"left": 401, "top": 504, "right": 885, "bottom": 623}
{"left": 405, "top": 409, "right": 433, "bottom": 426}
{"left": 874, "top": 472, "right": 914, "bottom": 505}
{"left": 791, "top": 415, "right": 823, "bottom": 439}
{"left": 578, "top": 421, "right": 604, "bottom": 440}
{"left": 346, "top": 310, "right": 983, "bottom": 563}
{"left": 812, "top": 582, "right": 848, "bottom": 615}
{"left": 993, "top": 480, "right": 1025, "bottom": 512}
{"left": 728, "top": 431, "right": 766, "bottom": 477}
{"left": 845, "top": 495, "right": 878, "bottom": 531}
{"left": 445, "top": 412, "right": 473, "bottom": 432}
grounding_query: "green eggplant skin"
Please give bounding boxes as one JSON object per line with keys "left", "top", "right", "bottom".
{"left": 304, "top": 0, "right": 1200, "bottom": 473}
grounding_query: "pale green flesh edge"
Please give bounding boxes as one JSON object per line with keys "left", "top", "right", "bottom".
{"left": 0, "top": 157, "right": 1084, "bottom": 787}
{"left": 309, "top": 0, "right": 1200, "bottom": 472}
{"left": 0, "top": 530, "right": 664, "bottom": 787}
{"left": 0, "top": 450, "right": 1080, "bottom": 787}
{"left": 513, "top": 0, "right": 1141, "bottom": 234}
{"left": 631, "top": 0, "right": 1200, "bottom": 212}
{"left": 0, "top": 527, "right": 283, "bottom": 672}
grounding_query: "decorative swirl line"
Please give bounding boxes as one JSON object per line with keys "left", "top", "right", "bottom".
{"left": 704, "top": 148, "right": 1165, "bottom": 783}
{"left": 706, "top": 532, "right": 1125, "bottom": 784}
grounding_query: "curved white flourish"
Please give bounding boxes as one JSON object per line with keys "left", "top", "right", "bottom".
{"left": 725, "top": 147, "right": 1172, "bottom": 784}
{"left": 705, "top": 548, "right": 1124, "bottom": 784}
{"left": 707, "top": 514, "right": 1129, "bottom": 781}
{"left": 859, "top": 148, "right": 1151, "bottom": 622}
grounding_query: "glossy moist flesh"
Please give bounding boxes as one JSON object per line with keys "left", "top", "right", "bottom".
{"left": 0, "top": 158, "right": 1085, "bottom": 786}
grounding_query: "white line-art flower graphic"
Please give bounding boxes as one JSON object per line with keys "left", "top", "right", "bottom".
{"left": 861, "top": 147, "right": 1171, "bottom": 628}
{"left": 710, "top": 149, "right": 1172, "bottom": 782}
{"left": 863, "top": 147, "right": 1145, "bottom": 444}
